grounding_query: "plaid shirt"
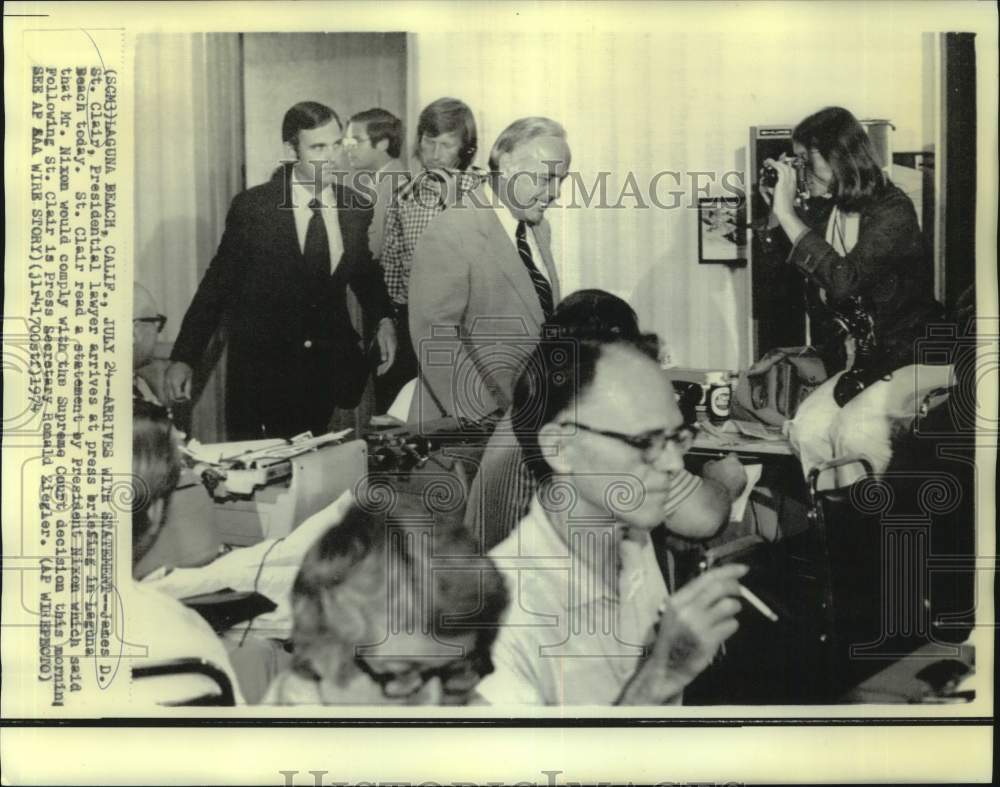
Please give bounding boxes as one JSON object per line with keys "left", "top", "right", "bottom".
{"left": 380, "top": 166, "right": 489, "bottom": 305}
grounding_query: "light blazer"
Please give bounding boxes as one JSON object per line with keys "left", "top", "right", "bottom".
{"left": 408, "top": 184, "right": 561, "bottom": 423}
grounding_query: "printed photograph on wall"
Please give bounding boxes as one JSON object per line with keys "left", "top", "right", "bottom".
{"left": 698, "top": 196, "right": 746, "bottom": 263}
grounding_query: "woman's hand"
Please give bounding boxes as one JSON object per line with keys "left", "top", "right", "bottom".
{"left": 762, "top": 156, "right": 808, "bottom": 245}
{"left": 763, "top": 156, "right": 798, "bottom": 221}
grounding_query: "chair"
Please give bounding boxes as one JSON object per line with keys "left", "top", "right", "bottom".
{"left": 132, "top": 657, "right": 237, "bottom": 706}
{"left": 800, "top": 383, "right": 976, "bottom": 697}
{"left": 387, "top": 378, "right": 417, "bottom": 422}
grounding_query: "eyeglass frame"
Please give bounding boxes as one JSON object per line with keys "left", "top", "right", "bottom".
{"left": 353, "top": 651, "right": 492, "bottom": 700}
{"left": 559, "top": 421, "right": 699, "bottom": 464}
{"left": 133, "top": 314, "right": 167, "bottom": 333}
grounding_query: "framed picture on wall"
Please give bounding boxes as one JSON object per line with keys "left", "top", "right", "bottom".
{"left": 698, "top": 196, "right": 747, "bottom": 264}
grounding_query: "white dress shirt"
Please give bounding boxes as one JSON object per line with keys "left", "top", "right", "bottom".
{"left": 476, "top": 496, "right": 673, "bottom": 706}
{"left": 291, "top": 181, "right": 344, "bottom": 273}
{"left": 484, "top": 183, "right": 550, "bottom": 283}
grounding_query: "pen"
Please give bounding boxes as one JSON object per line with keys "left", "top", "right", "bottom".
{"left": 738, "top": 584, "right": 779, "bottom": 622}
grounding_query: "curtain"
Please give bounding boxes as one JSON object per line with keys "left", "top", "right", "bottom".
{"left": 412, "top": 31, "right": 925, "bottom": 371}
{"left": 134, "top": 33, "right": 243, "bottom": 441}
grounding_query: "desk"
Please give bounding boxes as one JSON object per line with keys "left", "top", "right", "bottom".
{"left": 690, "top": 418, "right": 795, "bottom": 459}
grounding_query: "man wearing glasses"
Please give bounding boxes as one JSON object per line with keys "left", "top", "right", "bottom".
{"left": 475, "top": 336, "right": 747, "bottom": 705}
{"left": 343, "top": 108, "right": 409, "bottom": 261}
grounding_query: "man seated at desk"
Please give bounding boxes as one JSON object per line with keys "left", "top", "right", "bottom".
{"left": 465, "top": 289, "right": 748, "bottom": 550}
{"left": 475, "top": 334, "right": 748, "bottom": 706}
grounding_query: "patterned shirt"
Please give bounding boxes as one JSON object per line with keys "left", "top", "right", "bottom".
{"left": 380, "top": 167, "right": 489, "bottom": 305}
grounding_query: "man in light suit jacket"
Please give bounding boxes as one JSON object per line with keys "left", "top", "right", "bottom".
{"left": 165, "top": 101, "right": 396, "bottom": 440}
{"left": 408, "top": 117, "right": 571, "bottom": 425}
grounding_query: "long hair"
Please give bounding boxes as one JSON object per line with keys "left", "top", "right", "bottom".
{"left": 793, "top": 106, "right": 886, "bottom": 211}
{"left": 132, "top": 400, "right": 180, "bottom": 565}
{"left": 414, "top": 97, "right": 478, "bottom": 171}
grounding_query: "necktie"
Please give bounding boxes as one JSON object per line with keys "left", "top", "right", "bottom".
{"left": 304, "top": 197, "right": 331, "bottom": 278}
{"left": 515, "top": 220, "right": 554, "bottom": 320}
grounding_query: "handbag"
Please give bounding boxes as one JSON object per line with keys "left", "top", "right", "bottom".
{"left": 734, "top": 346, "right": 828, "bottom": 427}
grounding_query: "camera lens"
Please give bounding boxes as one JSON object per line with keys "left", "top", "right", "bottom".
{"left": 759, "top": 165, "right": 778, "bottom": 188}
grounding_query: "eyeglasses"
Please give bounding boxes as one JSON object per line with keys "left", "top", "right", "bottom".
{"left": 354, "top": 653, "right": 489, "bottom": 700}
{"left": 134, "top": 315, "right": 167, "bottom": 333}
{"left": 560, "top": 421, "right": 699, "bottom": 464}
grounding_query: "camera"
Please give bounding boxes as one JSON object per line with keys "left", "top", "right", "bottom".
{"left": 831, "top": 296, "right": 886, "bottom": 407}
{"left": 758, "top": 156, "right": 805, "bottom": 190}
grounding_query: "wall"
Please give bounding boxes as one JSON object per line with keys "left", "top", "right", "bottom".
{"left": 134, "top": 33, "right": 243, "bottom": 440}
{"left": 243, "top": 33, "right": 407, "bottom": 187}
{"left": 413, "top": 29, "right": 925, "bottom": 369}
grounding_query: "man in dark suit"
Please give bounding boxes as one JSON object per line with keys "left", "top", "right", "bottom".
{"left": 165, "top": 101, "right": 396, "bottom": 440}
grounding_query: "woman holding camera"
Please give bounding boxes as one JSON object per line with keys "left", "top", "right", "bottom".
{"left": 762, "top": 106, "right": 948, "bottom": 486}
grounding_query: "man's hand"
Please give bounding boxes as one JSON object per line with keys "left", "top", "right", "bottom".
{"left": 375, "top": 317, "right": 397, "bottom": 376}
{"left": 164, "top": 361, "right": 193, "bottom": 403}
{"left": 702, "top": 453, "right": 747, "bottom": 502}
{"left": 617, "top": 564, "right": 747, "bottom": 705}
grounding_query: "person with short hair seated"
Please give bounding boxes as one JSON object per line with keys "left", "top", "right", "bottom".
{"left": 475, "top": 335, "right": 747, "bottom": 706}
{"left": 263, "top": 504, "right": 508, "bottom": 705}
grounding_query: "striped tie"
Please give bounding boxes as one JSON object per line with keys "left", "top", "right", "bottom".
{"left": 515, "top": 220, "right": 554, "bottom": 319}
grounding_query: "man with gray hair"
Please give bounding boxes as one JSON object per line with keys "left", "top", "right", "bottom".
{"left": 407, "top": 117, "right": 571, "bottom": 424}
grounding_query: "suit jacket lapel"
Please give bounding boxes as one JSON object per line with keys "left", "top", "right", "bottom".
{"left": 272, "top": 173, "right": 308, "bottom": 273}
{"left": 479, "top": 205, "right": 545, "bottom": 327}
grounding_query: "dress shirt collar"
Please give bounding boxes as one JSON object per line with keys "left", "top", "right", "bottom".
{"left": 485, "top": 181, "right": 526, "bottom": 241}
{"left": 512, "top": 494, "right": 663, "bottom": 611}
{"left": 293, "top": 179, "right": 336, "bottom": 209}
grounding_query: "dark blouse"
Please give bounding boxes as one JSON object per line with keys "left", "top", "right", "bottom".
{"left": 788, "top": 182, "right": 943, "bottom": 372}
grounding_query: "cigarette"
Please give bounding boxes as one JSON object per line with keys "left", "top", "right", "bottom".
{"left": 739, "top": 584, "right": 779, "bottom": 622}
